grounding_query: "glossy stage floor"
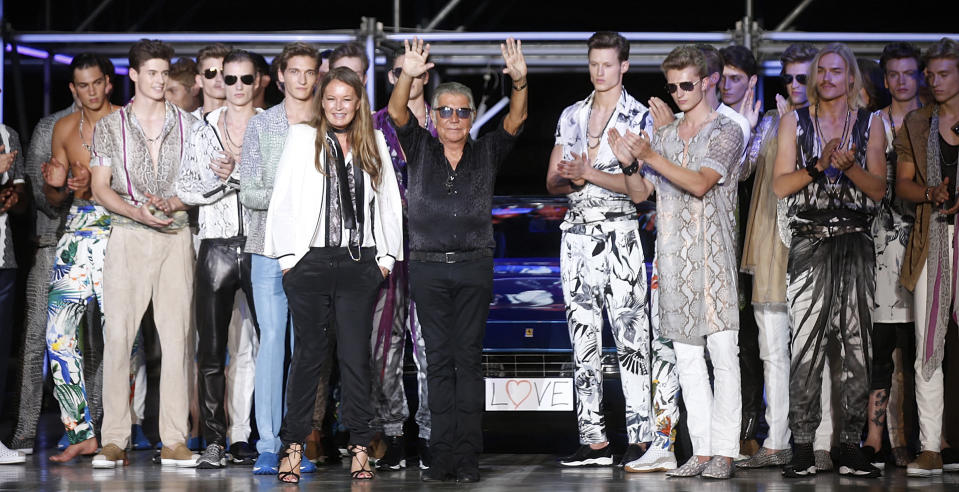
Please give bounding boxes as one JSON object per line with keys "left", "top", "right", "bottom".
{"left": 1, "top": 450, "right": 958, "bottom": 491}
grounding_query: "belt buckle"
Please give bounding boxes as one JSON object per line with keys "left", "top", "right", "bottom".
{"left": 445, "top": 252, "right": 455, "bottom": 263}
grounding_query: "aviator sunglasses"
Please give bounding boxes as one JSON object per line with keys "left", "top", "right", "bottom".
{"left": 781, "top": 73, "right": 808, "bottom": 85}
{"left": 436, "top": 106, "right": 473, "bottom": 119}
{"left": 203, "top": 67, "right": 222, "bottom": 79}
{"left": 665, "top": 78, "right": 703, "bottom": 94}
{"left": 224, "top": 74, "right": 256, "bottom": 86}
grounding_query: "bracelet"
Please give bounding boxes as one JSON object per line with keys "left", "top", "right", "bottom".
{"left": 805, "top": 165, "right": 823, "bottom": 181}
{"left": 925, "top": 187, "right": 932, "bottom": 202}
{"left": 569, "top": 180, "right": 585, "bottom": 192}
{"left": 621, "top": 160, "right": 639, "bottom": 176}
{"left": 512, "top": 80, "right": 527, "bottom": 91}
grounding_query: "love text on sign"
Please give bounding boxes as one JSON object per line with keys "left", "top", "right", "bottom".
{"left": 485, "top": 378, "right": 574, "bottom": 411}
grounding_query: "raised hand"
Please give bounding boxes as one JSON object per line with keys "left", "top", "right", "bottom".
{"left": 815, "top": 138, "right": 841, "bottom": 172}
{"left": 0, "top": 145, "right": 17, "bottom": 174}
{"left": 42, "top": 157, "right": 69, "bottom": 187}
{"left": 738, "top": 83, "right": 762, "bottom": 130}
{"left": 500, "top": 37, "right": 527, "bottom": 81}
{"left": 607, "top": 128, "right": 634, "bottom": 167}
{"left": 775, "top": 94, "right": 790, "bottom": 117}
{"left": 402, "top": 37, "right": 434, "bottom": 79}
{"left": 210, "top": 152, "right": 235, "bottom": 181}
{"left": 648, "top": 97, "right": 676, "bottom": 130}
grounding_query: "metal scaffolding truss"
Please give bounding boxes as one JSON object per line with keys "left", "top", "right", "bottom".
{"left": 1, "top": 7, "right": 958, "bottom": 123}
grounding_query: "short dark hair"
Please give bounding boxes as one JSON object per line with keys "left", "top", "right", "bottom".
{"left": 69, "top": 53, "right": 115, "bottom": 83}
{"left": 695, "top": 43, "right": 724, "bottom": 77}
{"left": 857, "top": 57, "right": 890, "bottom": 112}
{"left": 128, "top": 39, "right": 174, "bottom": 71}
{"left": 880, "top": 42, "right": 922, "bottom": 74}
{"left": 248, "top": 51, "right": 270, "bottom": 76}
{"left": 196, "top": 43, "right": 230, "bottom": 65}
{"left": 223, "top": 49, "right": 257, "bottom": 70}
{"left": 662, "top": 45, "right": 708, "bottom": 80}
{"left": 168, "top": 58, "right": 197, "bottom": 88}
{"left": 276, "top": 42, "right": 320, "bottom": 73}
{"left": 780, "top": 43, "right": 818, "bottom": 66}
{"left": 587, "top": 31, "right": 629, "bottom": 62}
{"left": 330, "top": 42, "right": 370, "bottom": 73}
{"left": 719, "top": 45, "right": 757, "bottom": 77}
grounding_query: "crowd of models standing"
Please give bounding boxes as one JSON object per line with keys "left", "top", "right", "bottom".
{"left": 0, "top": 29, "right": 958, "bottom": 483}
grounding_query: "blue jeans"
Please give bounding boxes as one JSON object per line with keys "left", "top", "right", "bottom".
{"left": 252, "top": 254, "right": 292, "bottom": 454}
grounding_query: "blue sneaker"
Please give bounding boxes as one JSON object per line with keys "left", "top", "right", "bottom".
{"left": 253, "top": 452, "right": 279, "bottom": 475}
{"left": 300, "top": 458, "right": 316, "bottom": 473}
{"left": 131, "top": 425, "right": 152, "bottom": 450}
{"left": 57, "top": 434, "right": 70, "bottom": 451}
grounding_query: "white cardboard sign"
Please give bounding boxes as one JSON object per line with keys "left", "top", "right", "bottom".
{"left": 485, "top": 377, "right": 574, "bottom": 411}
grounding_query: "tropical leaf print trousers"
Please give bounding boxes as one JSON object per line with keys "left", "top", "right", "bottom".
{"left": 561, "top": 224, "right": 678, "bottom": 446}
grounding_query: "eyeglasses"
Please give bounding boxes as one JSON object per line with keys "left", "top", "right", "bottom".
{"left": 436, "top": 106, "right": 473, "bottom": 119}
{"left": 224, "top": 74, "right": 255, "bottom": 86}
{"left": 665, "top": 79, "right": 703, "bottom": 94}
{"left": 781, "top": 73, "right": 808, "bottom": 85}
{"left": 390, "top": 67, "right": 425, "bottom": 80}
{"left": 203, "top": 67, "right": 222, "bottom": 79}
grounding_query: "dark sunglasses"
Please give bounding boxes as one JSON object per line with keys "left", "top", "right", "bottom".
{"left": 390, "top": 67, "right": 425, "bottom": 79}
{"left": 665, "top": 79, "right": 702, "bottom": 94}
{"left": 436, "top": 106, "right": 473, "bottom": 119}
{"left": 781, "top": 73, "right": 808, "bottom": 85}
{"left": 203, "top": 67, "right": 222, "bottom": 79}
{"left": 224, "top": 74, "right": 256, "bottom": 86}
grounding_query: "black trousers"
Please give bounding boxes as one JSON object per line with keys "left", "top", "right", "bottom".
{"left": 409, "top": 257, "right": 492, "bottom": 474}
{"left": 870, "top": 322, "right": 911, "bottom": 391}
{"left": 280, "top": 247, "right": 381, "bottom": 447}
{"left": 739, "top": 275, "right": 763, "bottom": 440}
{"left": 195, "top": 237, "right": 257, "bottom": 446}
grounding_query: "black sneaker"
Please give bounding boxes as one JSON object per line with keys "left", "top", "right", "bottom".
{"left": 783, "top": 442, "right": 816, "bottom": 478}
{"left": 559, "top": 444, "right": 613, "bottom": 467}
{"left": 418, "top": 438, "right": 431, "bottom": 470}
{"left": 861, "top": 445, "right": 886, "bottom": 469}
{"left": 228, "top": 441, "right": 257, "bottom": 465}
{"left": 376, "top": 435, "right": 406, "bottom": 471}
{"left": 618, "top": 444, "right": 646, "bottom": 467}
{"left": 421, "top": 467, "right": 452, "bottom": 482}
{"left": 943, "top": 447, "right": 959, "bottom": 472}
{"left": 456, "top": 469, "right": 480, "bottom": 483}
{"left": 197, "top": 443, "right": 227, "bottom": 469}
{"left": 838, "top": 443, "right": 881, "bottom": 478}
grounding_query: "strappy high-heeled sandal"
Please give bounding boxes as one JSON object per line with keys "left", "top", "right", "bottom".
{"left": 347, "top": 444, "right": 375, "bottom": 480}
{"left": 278, "top": 443, "right": 303, "bottom": 484}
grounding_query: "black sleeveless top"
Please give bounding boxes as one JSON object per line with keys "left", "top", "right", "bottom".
{"left": 785, "top": 107, "right": 877, "bottom": 229}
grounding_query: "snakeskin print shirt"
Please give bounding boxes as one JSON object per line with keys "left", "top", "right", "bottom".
{"left": 238, "top": 103, "right": 289, "bottom": 256}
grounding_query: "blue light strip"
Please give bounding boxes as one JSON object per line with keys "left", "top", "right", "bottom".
{"left": 762, "top": 32, "right": 959, "bottom": 42}
{"left": 15, "top": 32, "right": 357, "bottom": 44}
{"left": 384, "top": 31, "right": 733, "bottom": 43}
{"left": 4, "top": 43, "right": 129, "bottom": 75}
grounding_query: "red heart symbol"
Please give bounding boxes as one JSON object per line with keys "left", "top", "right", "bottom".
{"left": 506, "top": 379, "right": 533, "bottom": 409}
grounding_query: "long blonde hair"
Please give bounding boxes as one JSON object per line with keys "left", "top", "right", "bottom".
{"left": 806, "top": 43, "right": 863, "bottom": 111}
{"left": 310, "top": 66, "right": 382, "bottom": 188}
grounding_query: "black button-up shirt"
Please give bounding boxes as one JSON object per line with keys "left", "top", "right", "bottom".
{"left": 392, "top": 109, "right": 520, "bottom": 253}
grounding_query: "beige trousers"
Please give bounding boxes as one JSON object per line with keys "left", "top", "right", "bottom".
{"left": 101, "top": 226, "right": 194, "bottom": 449}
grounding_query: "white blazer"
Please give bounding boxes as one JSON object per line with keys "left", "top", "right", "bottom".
{"left": 264, "top": 123, "right": 403, "bottom": 271}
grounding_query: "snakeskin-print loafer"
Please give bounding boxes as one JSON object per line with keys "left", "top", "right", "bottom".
{"left": 736, "top": 447, "right": 793, "bottom": 468}
{"left": 814, "top": 450, "right": 834, "bottom": 472}
{"left": 701, "top": 456, "right": 734, "bottom": 479}
{"left": 666, "top": 456, "right": 709, "bottom": 477}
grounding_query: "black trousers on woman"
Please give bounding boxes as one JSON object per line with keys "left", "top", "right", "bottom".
{"left": 279, "top": 247, "right": 382, "bottom": 447}
{"left": 195, "top": 236, "right": 257, "bottom": 446}
{"left": 408, "top": 255, "right": 493, "bottom": 476}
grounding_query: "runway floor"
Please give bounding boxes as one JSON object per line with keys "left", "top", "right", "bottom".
{"left": 1, "top": 450, "right": 958, "bottom": 491}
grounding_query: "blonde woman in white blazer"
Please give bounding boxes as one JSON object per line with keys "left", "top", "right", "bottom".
{"left": 265, "top": 66, "right": 402, "bottom": 483}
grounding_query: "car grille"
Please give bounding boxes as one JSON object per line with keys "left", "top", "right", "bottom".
{"left": 481, "top": 352, "right": 620, "bottom": 378}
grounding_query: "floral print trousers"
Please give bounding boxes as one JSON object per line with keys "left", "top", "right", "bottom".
{"left": 561, "top": 224, "right": 678, "bottom": 447}
{"left": 45, "top": 205, "right": 110, "bottom": 445}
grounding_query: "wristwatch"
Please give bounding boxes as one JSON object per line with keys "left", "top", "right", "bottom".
{"left": 621, "top": 160, "right": 639, "bottom": 176}
{"left": 805, "top": 165, "right": 823, "bottom": 180}
{"left": 569, "top": 180, "right": 585, "bottom": 192}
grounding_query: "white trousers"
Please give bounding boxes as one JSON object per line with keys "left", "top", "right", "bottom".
{"left": 674, "top": 330, "right": 741, "bottom": 458}
{"left": 912, "top": 251, "right": 950, "bottom": 453}
{"left": 753, "top": 304, "right": 792, "bottom": 450}
{"left": 226, "top": 291, "right": 259, "bottom": 444}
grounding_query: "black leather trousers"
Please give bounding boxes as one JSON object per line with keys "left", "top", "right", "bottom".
{"left": 195, "top": 236, "right": 257, "bottom": 446}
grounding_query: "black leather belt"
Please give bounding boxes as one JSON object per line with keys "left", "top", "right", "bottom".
{"left": 410, "top": 249, "right": 492, "bottom": 263}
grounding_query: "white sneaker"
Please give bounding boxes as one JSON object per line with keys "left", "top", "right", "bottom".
{"left": 625, "top": 445, "right": 677, "bottom": 473}
{"left": 0, "top": 444, "right": 26, "bottom": 465}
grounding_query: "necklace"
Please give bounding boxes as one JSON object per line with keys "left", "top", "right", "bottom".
{"left": 78, "top": 108, "right": 94, "bottom": 153}
{"left": 887, "top": 99, "right": 922, "bottom": 137}
{"left": 586, "top": 102, "right": 616, "bottom": 149}
{"left": 814, "top": 102, "right": 852, "bottom": 152}
{"left": 221, "top": 111, "right": 244, "bottom": 158}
